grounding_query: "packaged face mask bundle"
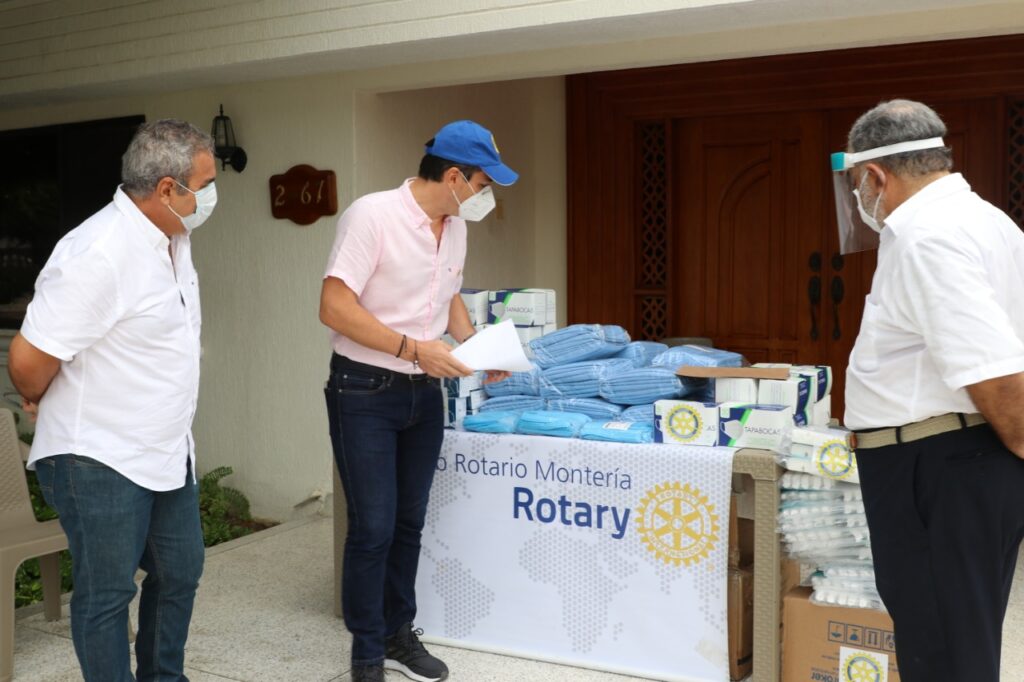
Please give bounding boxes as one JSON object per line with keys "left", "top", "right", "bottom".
{"left": 651, "top": 344, "right": 745, "bottom": 370}
{"left": 462, "top": 411, "right": 521, "bottom": 434}
{"left": 528, "top": 324, "right": 631, "bottom": 368}
{"left": 599, "top": 368, "right": 692, "bottom": 405}
{"left": 620, "top": 403, "right": 656, "bottom": 425}
{"left": 476, "top": 395, "right": 545, "bottom": 413}
{"left": 612, "top": 341, "right": 670, "bottom": 367}
{"left": 545, "top": 397, "right": 623, "bottom": 421}
{"left": 482, "top": 363, "right": 542, "bottom": 397}
{"left": 539, "top": 358, "right": 634, "bottom": 398}
{"left": 515, "top": 410, "right": 591, "bottom": 438}
{"left": 579, "top": 420, "right": 655, "bottom": 444}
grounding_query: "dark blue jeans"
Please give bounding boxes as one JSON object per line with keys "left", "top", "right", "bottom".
{"left": 324, "top": 354, "right": 444, "bottom": 666}
{"left": 35, "top": 454, "right": 204, "bottom": 682}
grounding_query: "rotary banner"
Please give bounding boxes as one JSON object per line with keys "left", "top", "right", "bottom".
{"left": 415, "top": 431, "right": 736, "bottom": 682}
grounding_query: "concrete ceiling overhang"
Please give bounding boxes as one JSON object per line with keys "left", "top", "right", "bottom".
{"left": 0, "top": 0, "right": 1020, "bottom": 109}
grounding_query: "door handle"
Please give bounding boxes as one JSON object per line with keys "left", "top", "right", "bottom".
{"left": 831, "top": 275, "right": 845, "bottom": 340}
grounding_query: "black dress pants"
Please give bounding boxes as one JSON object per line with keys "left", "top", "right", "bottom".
{"left": 857, "top": 424, "right": 1024, "bottom": 682}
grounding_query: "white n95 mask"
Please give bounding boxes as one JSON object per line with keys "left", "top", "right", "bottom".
{"left": 452, "top": 173, "right": 496, "bottom": 222}
{"left": 170, "top": 180, "right": 218, "bottom": 233}
{"left": 852, "top": 174, "right": 884, "bottom": 235}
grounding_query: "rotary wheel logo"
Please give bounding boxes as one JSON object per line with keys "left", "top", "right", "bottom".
{"left": 667, "top": 405, "right": 702, "bottom": 443}
{"left": 842, "top": 651, "right": 883, "bottom": 682}
{"left": 636, "top": 482, "right": 718, "bottom": 567}
{"left": 815, "top": 439, "right": 856, "bottom": 480}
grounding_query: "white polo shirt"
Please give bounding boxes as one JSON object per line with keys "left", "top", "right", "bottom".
{"left": 22, "top": 187, "right": 202, "bottom": 491}
{"left": 845, "top": 173, "right": 1024, "bottom": 430}
{"left": 324, "top": 179, "right": 467, "bottom": 373}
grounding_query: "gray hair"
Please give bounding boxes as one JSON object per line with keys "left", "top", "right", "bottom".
{"left": 848, "top": 99, "right": 953, "bottom": 177}
{"left": 121, "top": 119, "right": 214, "bottom": 197}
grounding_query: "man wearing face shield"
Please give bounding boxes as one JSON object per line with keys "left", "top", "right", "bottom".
{"left": 834, "top": 99, "right": 1024, "bottom": 682}
{"left": 7, "top": 119, "right": 216, "bottom": 681}
{"left": 319, "top": 120, "right": 517, "bottom": 682}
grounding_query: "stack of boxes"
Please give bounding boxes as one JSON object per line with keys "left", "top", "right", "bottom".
{"left": 442, "top": 287, "right": 558, "bottom": 427}
{"left": 486, "top": 288, "right": 557, "bottom": 349}
{"left": 443, "top": 372, "right": 486, "bottom": 428}
{"left": 653, "top": 364, "right": 833, "bottom": 450}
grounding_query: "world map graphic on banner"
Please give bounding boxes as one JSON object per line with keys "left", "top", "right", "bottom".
{"left": 416, "top": 432, "right": 735, "bottom": 682}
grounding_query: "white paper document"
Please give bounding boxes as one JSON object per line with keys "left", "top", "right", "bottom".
{"left": 451, "top": 320, "right": 533, "bottom": 372}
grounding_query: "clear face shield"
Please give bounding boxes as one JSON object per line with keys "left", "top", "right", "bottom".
{"left": 830, "top": 137, "right": 946, "bottom": 254}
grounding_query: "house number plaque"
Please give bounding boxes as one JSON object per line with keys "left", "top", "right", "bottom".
{"left": 269, "top": 165, "right": 338, "bottom": 225}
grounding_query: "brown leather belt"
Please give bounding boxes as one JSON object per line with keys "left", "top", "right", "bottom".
{"left": 853, "top": 412, "right": 986, "bottom": 450}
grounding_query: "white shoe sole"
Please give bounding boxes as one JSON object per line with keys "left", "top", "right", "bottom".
{"left": 383, "top": 658, "right": 448, "bottom": 682}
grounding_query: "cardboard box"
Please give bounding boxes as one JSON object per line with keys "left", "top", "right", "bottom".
{"left": 812, "top": 396, "right": 832, "bottom": 427}
{"left": 460, "top": 288, "right": 489, "bottom": 326}
{"left": 758, "top": 376, "right": 812, "bottom": 425}
{"left": 783, "top": 587, "right": 900, "bottom": 682}
{"left": 728, "top": 493, "right": 740, "bottom": 568}
{"left": 729, "top": 566, "right": 754, "bottom": 680}
{"left": 445, "top": 373, "right": 482, "bottom": 398}
{"left": 677, "top": 365, "right": 790, "bottom": 380}
{"left": 716, "top": 377, "right": 759, "bottom": 404}
{"left": 444, "top": 396, "right": 470, "bottom": 428}
{"left": 654, "top": 400, "right": 720, "bottom": 445}
{"left": 718, "top": 403, "right": 793, "bottom": 449}
{"left": 790, "top": 426, "right": 858, "bottom": 483}
{"left": 488, "top": 289, "right": 548, "bottom": 326}
{"left": 520, "top": 288, "right": 557, "bottom": 325}
{"left": 515, "top": 325, "right": 548, "bottom": 345}
{"left": 790, "top": 365, "right": 832, "bottom": 403}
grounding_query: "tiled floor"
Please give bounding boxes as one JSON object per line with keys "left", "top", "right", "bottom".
{"left": 13, "top": 515, "right": 1024, "bottom": 681}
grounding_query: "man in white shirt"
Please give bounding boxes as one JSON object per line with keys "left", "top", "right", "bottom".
{"left": 836, "top": 100, "right": 1024, "bottom": 682}
{"left": 8, "top": 119, "right": 217, "bottom": 682}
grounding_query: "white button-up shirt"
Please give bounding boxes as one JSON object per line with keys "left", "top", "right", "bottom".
{"left": 22, "top": 188, "right": 202, "bottom": 491}
{"left": 845, "top": 173, "right": 1024, "bottom": 430}
{"left": 324, "top": 179, "right": 466, "bottom": 373}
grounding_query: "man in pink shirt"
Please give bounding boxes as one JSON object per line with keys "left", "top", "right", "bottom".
{"left": 319, "top": 120, "right": 517, "bottom": 682}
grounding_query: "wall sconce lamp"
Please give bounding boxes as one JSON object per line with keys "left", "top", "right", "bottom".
{"left": 212, "top": 104, "right": 247, "bottom": 172}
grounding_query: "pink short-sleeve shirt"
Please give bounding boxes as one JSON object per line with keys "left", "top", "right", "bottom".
{"left": 324, "top": 179, "right": 466, "bottom": 373}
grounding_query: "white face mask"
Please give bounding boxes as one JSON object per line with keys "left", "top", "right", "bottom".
{"left": 169, "top": 180, "right": 217, "bottom": 233}
{"left": 852, "top": 173, "right": 883, "bottom": 234}
{"left": 452, "top": 173, "right": 495, "bottom": 222}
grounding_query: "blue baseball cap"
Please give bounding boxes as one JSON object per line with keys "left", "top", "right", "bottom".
{"left": 425, "top": 120, "right": 519, "bottom": 186}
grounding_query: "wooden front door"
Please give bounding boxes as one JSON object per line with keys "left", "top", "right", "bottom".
{"left": 568, "top": 35, "right": 1024, "bottom": 421}
{"left": 673, "top": 111, "right": 825, "bottom": 367}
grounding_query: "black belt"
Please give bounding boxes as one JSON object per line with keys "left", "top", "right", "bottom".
{"left": 330, "top": 354, "right": 435, "bottom": 383}
{"left": 854, "top": 412, "right": 986, "bottom": 450}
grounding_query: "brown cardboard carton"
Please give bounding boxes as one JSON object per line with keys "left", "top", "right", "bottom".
{"left": 728, "top": 493, "right": 740, "bottom": 568}
{"left": 728, "top": 566, "right": 754, "bottom": 680}
{"left": 676, "top": 365, "right": 790, "bottom": 379}
{"left": 783, "top": 587, "right": 900, "bottom": 682}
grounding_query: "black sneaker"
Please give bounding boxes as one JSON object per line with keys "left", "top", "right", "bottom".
{"left": 351, "top": 664, "right": 385, "bottom": 682}
{"left": 384, "top": 623, "right": 449, "bottom": 682}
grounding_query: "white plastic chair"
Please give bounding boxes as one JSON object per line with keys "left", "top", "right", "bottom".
{"left": 0, "top": 408, "right": 68, "bottom": 682}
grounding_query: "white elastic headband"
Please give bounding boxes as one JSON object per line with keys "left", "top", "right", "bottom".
{"left": 833, "top": 137, "right": 946, "bottom": 172}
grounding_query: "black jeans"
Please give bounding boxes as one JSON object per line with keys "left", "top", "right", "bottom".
{"left": 324, "top": 354, "right": 444, "bottom": 666}
{"left": 857, "top": 424, "right": 1024, "bottom": 682}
